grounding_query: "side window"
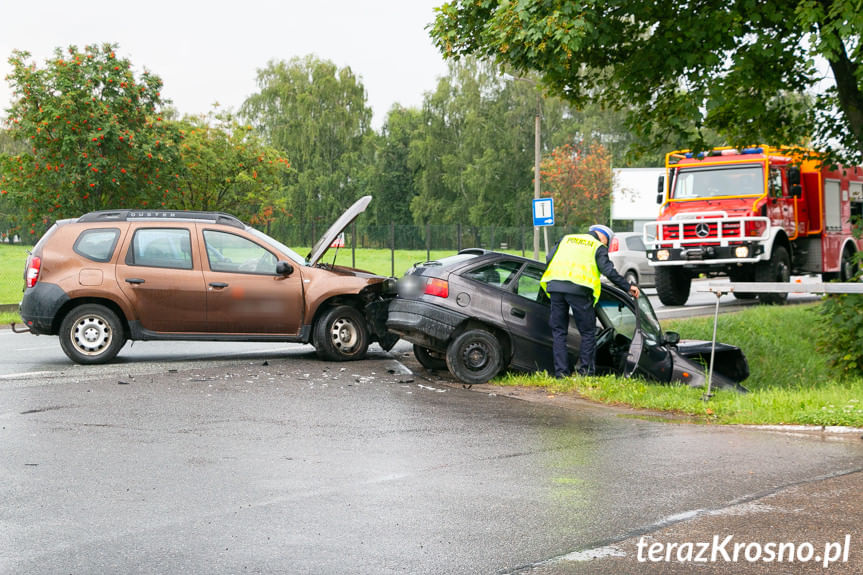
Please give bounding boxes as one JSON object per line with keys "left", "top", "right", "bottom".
{"left": 769, "top": 168, "right": 784, "bottom": 198}
{"left": 463, "top": 260, "right": 523, "bottom": 288}
{"left": 128, "top": 228, "right": 193, "bottom": 270}
{"left": 514, "top": 264, "right": 549, "bottom": 304}
{"left": 203, "top": 230, "right": 277, "bottom": 275}
{"left": 73, "top": 228, "right": 120, "bottom": 262}
{"left": 596, "top": 296, "right": 637, "bottom": 340}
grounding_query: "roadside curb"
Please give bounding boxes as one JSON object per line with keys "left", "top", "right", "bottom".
{"left": 744, "top": 424, "right": 863, "bottom": 436}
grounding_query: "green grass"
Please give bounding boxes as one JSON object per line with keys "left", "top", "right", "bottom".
{"left": 0, "top": 244, "right": 29, "bottom": 305}
{"left": 492, "top": 303, "right": 863, "bottom": 427}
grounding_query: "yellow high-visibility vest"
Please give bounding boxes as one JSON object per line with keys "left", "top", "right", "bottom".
{"left": 540, "top": 234, "right": 602, "bottom": 304}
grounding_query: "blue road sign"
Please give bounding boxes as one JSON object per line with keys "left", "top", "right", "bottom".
{"left": 532, "top": 198, "right": 554, "bottom": 227}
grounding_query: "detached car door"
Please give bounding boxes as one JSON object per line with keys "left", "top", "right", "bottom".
{"left": 200, "top": 228, "right": 304, "bottom": 334}
{"left": 116, "top": 226, "right": 208, "bottom": 332}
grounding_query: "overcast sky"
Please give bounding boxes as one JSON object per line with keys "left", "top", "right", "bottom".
{"left": 0, "top": 0, "right": 451, "bottom": 129}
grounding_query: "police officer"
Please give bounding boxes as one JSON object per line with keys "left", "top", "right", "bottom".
{"left": 540, "top": 224, "right": 640, "bottom": 378}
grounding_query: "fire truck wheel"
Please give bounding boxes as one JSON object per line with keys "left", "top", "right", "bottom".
{"left": 840, "top": 246, "right": 859, "bottom": 282}
{"left": 755, "top": 245, "right": 790, "bottom": 305}
{"left": 655, "top": 267, "right": 691, "bottom": 306}
{"left": 729, "top": 268, "right": 757, "bottom": 299}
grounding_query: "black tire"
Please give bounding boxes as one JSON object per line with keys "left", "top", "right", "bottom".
{"left": 755, "top": 245, "right": 790, "bottom": 305}
{"left": 413, "top": 344, "right": 448, "bottom": 371}
{"left": 445, "top": 328, "right": 504, "bottom": 385}
{"left": 729, "top": 267, "right": 757, "bottom": 299}
{"left": 655, "top": 267, "right": 691, "bottom": 306}
{"left": 59, "top": 304, "right": 126, "bottom": 365}
{"left": 840, "top": 246, "right": 859, "bottom": 282}
{"left": 623, "top": 270, "right": 638, "bottom": 286}
{"left": 732, "top": 291, "right": 758, "bottom": 300}
{"left": 314, "top": 305, "right": 369, "bottom": 361}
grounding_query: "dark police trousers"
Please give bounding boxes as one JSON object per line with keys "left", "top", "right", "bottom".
{"left": 549, "top": 291, "right": 597, "bottom": 377}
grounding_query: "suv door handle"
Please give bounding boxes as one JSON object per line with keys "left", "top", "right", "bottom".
{"left": 125, "top": 278, "right": 145, "bottom": 285}
{"left": 510, "top": 307, "right": 526, "bottom": 318}
{"left": 209, "top": 282, "right": 229, "bottom": 289}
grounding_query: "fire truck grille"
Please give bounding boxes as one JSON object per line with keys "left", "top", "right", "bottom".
{"left": 661, "top": 220, "right": 741, "bottom": 242}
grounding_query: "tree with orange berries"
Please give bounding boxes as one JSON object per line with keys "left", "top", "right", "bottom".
{"left": 1, "top": 43, "right": 180, "bottom": 236}
{"left": 539, "top": 142, "right": 612, "bottom": 230}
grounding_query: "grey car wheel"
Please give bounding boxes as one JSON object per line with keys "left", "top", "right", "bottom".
{"left": 414, "top": 344, "right": 448, "bottom": 371}
{"left": 446, "top": 328, "right": 504, "bottom": 385}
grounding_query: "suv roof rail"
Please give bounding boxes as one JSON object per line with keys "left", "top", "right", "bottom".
{"left": 77, "top": 210, "right": 246, "bottom": 229}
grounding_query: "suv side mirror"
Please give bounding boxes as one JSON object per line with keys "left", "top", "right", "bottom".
{"left": 656, "top": 175, "right": 665, "bottom": 204}
{"left": 664, "top": 331, "right": 680, "bottom": 345}
{"left": 276, "top": 261, "right": 294, "bottom": 276}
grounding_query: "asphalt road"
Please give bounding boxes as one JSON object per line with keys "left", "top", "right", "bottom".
{"left": 2, "top": 342, "right": 862, "bottom": 574}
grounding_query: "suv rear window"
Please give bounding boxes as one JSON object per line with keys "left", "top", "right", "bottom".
{"left": 128, "top": 228, "right": 193, "bottom": 269}
{"left": 73, "top": 228, "right": 120, "bottom": 262}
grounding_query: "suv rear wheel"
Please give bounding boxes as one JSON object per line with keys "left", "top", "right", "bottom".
{"left": 314, "top": 305, "right": 369, "bottom": 361}
{"left": 59, "top": 304, "right": 126, "bottom": 364}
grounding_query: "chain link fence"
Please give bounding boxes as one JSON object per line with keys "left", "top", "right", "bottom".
{"left": 0, "top": 223, "right": 584, "bottom": 305}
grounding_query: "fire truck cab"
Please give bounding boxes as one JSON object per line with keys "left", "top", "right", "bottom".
{"left": 643, "top": 146, "right": 863, "bottom": 305}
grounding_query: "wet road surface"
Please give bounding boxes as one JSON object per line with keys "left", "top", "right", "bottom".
{"left": 2, "top": 345, "right": 861, "bottom": 574}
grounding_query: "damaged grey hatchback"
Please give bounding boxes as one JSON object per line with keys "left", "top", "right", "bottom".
{"left": 387, "top": 250, "right": 748, "bottom": 390}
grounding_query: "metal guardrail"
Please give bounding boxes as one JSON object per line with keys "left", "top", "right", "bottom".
{"left": 694, "top": 281, "right": 863, "bottom": 399}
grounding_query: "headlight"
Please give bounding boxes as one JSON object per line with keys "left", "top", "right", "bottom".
{"left": 657, "top": 249, "right": 670, "bottom": 261}
{"left": 734, "top": 246, "right": 749, "bottom": 258}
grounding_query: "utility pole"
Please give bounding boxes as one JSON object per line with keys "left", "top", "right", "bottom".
{"left": 533, "top": 93, "right": 542, "bottom": 260}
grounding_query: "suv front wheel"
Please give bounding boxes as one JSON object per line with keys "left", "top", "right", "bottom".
{"left": 314, "top": 305, "right": 370, "bottom": 361}
{"left": 59, "top": 304, "right": 126, "bottom": 364}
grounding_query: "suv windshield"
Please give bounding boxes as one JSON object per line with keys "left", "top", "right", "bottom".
{"left": 247, "top": 227, "right": 305, "bottom": 265}
{"left": 671, "top": 164, "right": 763, "bottom": 200}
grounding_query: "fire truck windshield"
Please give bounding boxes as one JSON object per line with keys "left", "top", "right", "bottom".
{"left": 671, "top": 164, "right": 764, "bottom": 200}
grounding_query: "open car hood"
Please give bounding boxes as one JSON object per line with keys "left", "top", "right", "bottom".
{"left": 306, "top": 195, "right": 371, "bottom": 266}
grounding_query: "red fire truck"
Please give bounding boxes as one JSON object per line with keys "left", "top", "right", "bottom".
{"left": 643, "top": 146, "right": 863, "bottom": 305}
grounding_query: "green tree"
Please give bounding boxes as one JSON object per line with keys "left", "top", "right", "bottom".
{"left": 409, "top": 58, "right": 575, "bottom": 229}
{"left": 168, "top": 110, "right": 292, "bottom": 229}
{"left": 429, "top": 1, "right": 855, "bottom": 161}
{"left": 240, "top": 55, "right": 372, "bottom": 244}
{"left": 1, "top": 43, "right": 180, "bottom": 236}
{"left": 363, "top": 104, "right": 423, "bottom": 244}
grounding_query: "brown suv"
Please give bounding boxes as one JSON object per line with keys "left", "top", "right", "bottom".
{"left": 19, "top": 196, "right": 398, "bottom": 364}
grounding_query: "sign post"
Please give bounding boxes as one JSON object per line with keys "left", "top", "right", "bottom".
{"left": 532, "top": 198, "right": 554, "bottom": 256}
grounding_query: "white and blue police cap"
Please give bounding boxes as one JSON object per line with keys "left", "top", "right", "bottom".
{"left": 588, "top": 224, "right": 614, "bottom": 243}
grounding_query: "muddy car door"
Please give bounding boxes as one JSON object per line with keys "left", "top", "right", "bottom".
{"left": 116, "top": 225, "right": 208, "bottom": 332}
{"left": 199, "top": 227, "right": 304, "bottom": 334}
